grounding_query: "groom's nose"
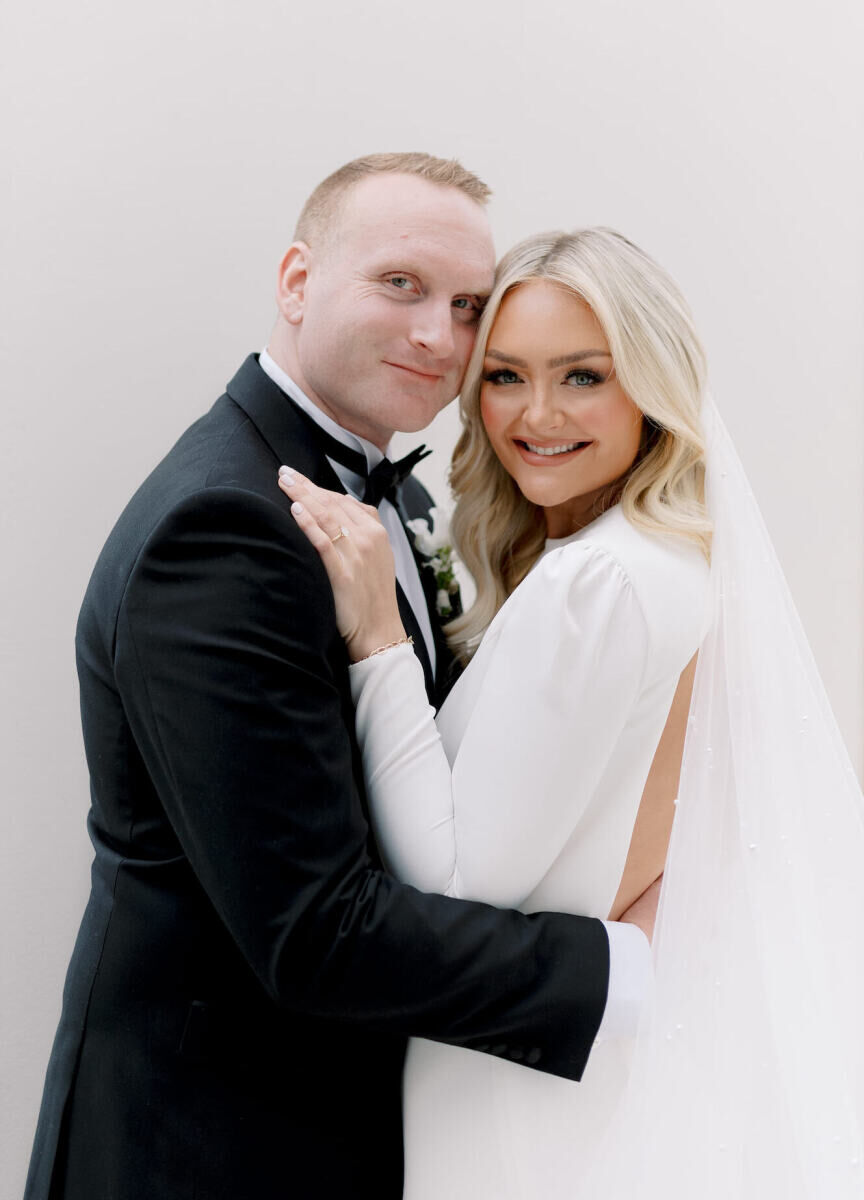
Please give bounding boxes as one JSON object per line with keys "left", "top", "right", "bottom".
{"left": 407, "top": 300, "right": 456, "bottom": 361}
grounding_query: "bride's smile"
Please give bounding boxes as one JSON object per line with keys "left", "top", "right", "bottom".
{"left": 512, "top": 437, "right": 592, "bottom": 462}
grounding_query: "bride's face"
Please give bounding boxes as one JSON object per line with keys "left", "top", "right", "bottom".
{"left": 480, "top": 280, "right": 643, "bottom": 538}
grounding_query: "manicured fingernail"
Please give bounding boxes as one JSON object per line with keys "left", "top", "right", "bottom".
{"left": 291, "top": 501, "right": 304, "bottom": 514}
{"left": 279, "top": 466, "right": 296, "bottom": 483}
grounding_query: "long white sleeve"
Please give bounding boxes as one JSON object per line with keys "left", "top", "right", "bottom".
{"left": 350, "top": 542, "right": 653, "bottom": 907}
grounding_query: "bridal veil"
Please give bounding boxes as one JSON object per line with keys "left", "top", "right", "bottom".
{"left": 575, "top": 395, "right": 864, "bottom": 1197}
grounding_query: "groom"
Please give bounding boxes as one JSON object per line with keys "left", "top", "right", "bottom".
{"left": 26, "top": 153, "right": 653, "bottom": 1200}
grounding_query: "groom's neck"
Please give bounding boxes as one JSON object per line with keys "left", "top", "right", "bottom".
{"left": 265, "top": 323, "right": 393, "bottom": 453}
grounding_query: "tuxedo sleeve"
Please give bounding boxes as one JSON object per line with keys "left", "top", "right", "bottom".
{"left": 113, "top": 486, "right": 609, "bottom": 1081}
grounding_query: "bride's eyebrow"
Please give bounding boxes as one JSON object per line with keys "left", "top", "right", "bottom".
{"left": 547, "top": 351, "right": 612, "bottom": 367}
{"left": 485, "top": 349, "right": 612, "bottom": 368}
{"left": 485, "top": 350, "right": 528, "bottom": 367}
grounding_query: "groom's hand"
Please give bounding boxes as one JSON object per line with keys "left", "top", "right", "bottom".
{"left": 618, "top": 873, "right": 663, "bottom": 944}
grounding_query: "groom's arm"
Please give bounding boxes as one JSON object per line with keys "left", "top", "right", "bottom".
{"left": 114, "top": 485, "right": 610, "bottom": 1081}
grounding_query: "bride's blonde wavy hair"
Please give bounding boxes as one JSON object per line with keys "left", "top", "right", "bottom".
{"left": 446, "top": 227, "right": 712, "bottom": 660}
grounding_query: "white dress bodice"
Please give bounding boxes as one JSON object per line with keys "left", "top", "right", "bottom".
{"left": 349, "top": 506, "right": 710, "bottom": 1199}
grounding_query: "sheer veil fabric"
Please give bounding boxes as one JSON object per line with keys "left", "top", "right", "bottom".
{"left": 572, "top": 396, "right": 864, "bottom": 1197}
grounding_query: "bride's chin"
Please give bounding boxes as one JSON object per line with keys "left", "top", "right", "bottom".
{"left": 515, "top": 482, "right": 573, "bottom": 510}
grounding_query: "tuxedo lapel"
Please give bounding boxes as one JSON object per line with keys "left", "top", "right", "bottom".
{"left": 226, "top": 355, "right": 440, "bottom": 705}
{"left": 394, "top": 582, "right": 435, "bottom": 702}
{"left": 225, "top": 355, "right": 344, "bottom": 493}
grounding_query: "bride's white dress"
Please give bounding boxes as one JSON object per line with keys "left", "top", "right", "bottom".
{"left": 349, "top": 505, "right": 710, "bottom": 1199}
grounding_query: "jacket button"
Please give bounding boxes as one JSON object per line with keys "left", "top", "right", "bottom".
{"left": 491, "top": 1043, "right": 508, "bottom": 1056}
{"left": 508, "top": 1046, "right": 524, "bottom": 1061}
{"left": 525, "top": 1047, "right": 542, "bottom": 1065}
{"left": 475, "top": 1043, "right": 490, "bottom": 1053}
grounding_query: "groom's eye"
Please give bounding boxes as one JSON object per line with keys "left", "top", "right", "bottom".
{"left": 452, "top": 296, "right": 482, "bottom": 322}
{"left": 387, "top": 275, "right": 418, "bottom": 292}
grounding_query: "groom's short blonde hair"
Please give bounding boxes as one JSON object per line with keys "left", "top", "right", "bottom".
{"left": 294, "top": 152, "right": 491, "bottom": 248}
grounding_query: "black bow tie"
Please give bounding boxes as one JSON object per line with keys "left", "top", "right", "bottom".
{"left": 292, "top": 405, "right": 431, "bottom": 507}
{"left": 361, "top": 445, "right": 433, "bottom": 506}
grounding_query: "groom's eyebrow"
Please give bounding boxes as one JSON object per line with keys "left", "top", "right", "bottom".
{"left": 485, "top": 349, "right": 612, "bottom": 367}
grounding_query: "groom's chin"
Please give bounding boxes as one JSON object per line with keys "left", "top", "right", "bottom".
{"left": 381, "top": 389, "right": 458, "bottom": 436}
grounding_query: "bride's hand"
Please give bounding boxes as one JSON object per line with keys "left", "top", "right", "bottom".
{"left": 277, "top": 467, "right": 407, "bottom": 662}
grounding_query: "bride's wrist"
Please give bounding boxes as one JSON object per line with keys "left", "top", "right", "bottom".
{"left": 351, "top": 635, "right": 414, "bottom": 664}
{"left": 347, "top": 622, "right": 409, "bottom": 664}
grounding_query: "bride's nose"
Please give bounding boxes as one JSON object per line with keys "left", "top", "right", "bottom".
{"left": 522, "top": 384, "right": 567, "bottom": 432}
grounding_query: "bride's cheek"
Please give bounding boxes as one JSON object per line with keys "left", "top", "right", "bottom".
{"left": 478, "top": 390, "right": 501, "bottom": 435}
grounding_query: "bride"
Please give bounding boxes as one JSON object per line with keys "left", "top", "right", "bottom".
{"left": 279, "top": 228, "right": 864, "bottom": 1198}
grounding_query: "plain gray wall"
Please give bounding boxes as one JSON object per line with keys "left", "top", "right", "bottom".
{"left": 3, "top": 0, "right": 862, "bottom": 1193}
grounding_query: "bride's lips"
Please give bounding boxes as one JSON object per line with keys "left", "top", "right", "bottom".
{"left": 513, "top": 438, "right": 593, "bottom": 466}
{"left": 383, "top": 361, "right": 444, "bottom": 383}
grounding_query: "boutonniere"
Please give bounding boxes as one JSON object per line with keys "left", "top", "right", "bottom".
{"left": 405, "top": 507, "right": 460, "bottom": 619}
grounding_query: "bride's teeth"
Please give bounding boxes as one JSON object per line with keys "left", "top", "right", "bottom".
{"left": 524, "top": 441, "right": 581, "bottom": 456}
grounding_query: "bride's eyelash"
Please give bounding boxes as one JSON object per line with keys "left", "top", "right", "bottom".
{"left": 482, "top": 369, "right": 521, "bottom": 384}
{"left": 565, "top": 369, "right": 605, "bottom": 386}
{"left": 482, "top": 368, "right": 608, "bottom": 386}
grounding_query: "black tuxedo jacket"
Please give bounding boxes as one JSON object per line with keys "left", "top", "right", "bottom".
{"left": 26, "top": 356, "right": 609, "bottom": 1200}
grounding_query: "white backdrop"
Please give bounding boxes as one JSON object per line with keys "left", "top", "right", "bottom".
{"left": 2, "top": 0, "right": 862, "bottom": 1193}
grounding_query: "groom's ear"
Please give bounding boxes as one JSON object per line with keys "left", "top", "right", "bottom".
{"left": 276, "top": 242, "right": 311, "bottom": 326}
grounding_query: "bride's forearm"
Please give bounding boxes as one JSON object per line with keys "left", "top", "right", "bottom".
{"left": 350, "top": 645, "right": 458, "bottom": 895}
{"left": 615, "top": 873, "right": 663, "bottom": 944}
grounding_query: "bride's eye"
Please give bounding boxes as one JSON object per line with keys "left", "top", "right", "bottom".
{"left": 482, "top": 368, "right": 521, "bottom": 385}
{"left": 564, "top": 369, "right": 604, "bottom": 388}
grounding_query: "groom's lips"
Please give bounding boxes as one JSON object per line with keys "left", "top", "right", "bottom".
{"left": 384, "top": 361, "right": 443, "bottom": 382}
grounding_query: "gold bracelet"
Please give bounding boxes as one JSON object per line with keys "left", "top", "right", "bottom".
{"left": 354, "top": 636, "right": 414, "bottom": 663}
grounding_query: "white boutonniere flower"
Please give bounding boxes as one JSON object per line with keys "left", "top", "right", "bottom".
{"left": 405, "top": 507, "right": 460, "bottom": 619}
